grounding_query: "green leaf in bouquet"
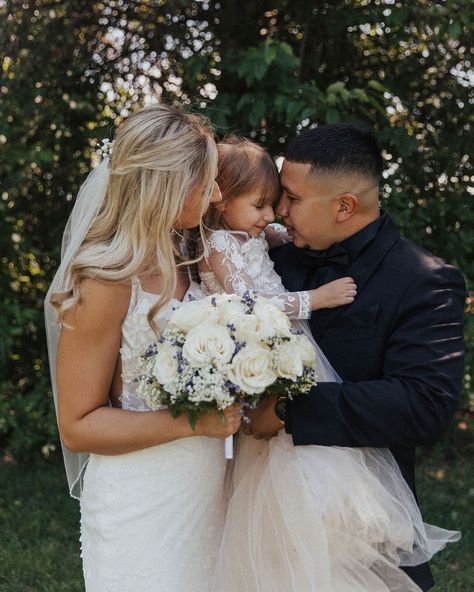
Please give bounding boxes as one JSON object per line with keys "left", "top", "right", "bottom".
{"left": 187, "top": 408, "right": 198, "bottom": 431}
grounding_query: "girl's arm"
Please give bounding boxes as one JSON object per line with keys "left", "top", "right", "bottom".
{"left": 56, "top": 279, "right": 241, "bottom": 454}
{"left": 203, "top": 232, "right": 357, "bottom": 320}
{"left": 264, "top": 223, "right": 292, "bottom": 249}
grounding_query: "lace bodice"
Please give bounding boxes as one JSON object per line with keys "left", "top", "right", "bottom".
{"left": 119, "top": 278, "right": 202, "bottom": 411}
{"left": 199, "top": 226, "right": 311, "bottom": 320}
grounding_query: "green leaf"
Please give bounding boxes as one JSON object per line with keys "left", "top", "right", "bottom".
{"left": 248, "top": 98, "right": 265, "bottom": 127}
{"left": 263, "top": 42, "right": 277, "bottom": 65}
{"left": 326, "top": 81, "right": 346, "bottom": 95}
{"left": 285, "top": 100, "right": 303, "bottom": 124}
{"left": 351, "top": 88, "right": 370, "bottom": 102}
{"left": 367, "top": 80, "right": 388, "bottom": 94}
{"left": 325, "top": 108, "right": 340, "bottom": 123}
{"left": 449, "top": 22, "right": 462, "bottom": 39}
{"left": 188, "top": 410, "right": 198, "bottom": 431}
{"left": 236, "top": 94, "right": 253, "bottom": 112}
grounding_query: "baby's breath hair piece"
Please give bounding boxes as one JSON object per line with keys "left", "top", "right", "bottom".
{"left": 96, "top": 138, "right": 114, "bottom": 159}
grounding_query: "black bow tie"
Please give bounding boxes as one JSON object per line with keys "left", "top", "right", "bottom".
{"left": 298, "top": 243, "right": 350, "bottom": 268}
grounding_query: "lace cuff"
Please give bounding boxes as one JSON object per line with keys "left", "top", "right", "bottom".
{"left": 298, "top": 291, "right": 311, "bottom": 319}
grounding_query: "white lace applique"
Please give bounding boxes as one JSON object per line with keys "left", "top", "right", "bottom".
{"left": 201, "top": 230, "right": 311, "bottom": 320}
{"left": 241, "top": 237, "right": 266, "bottom": 277}
{"left": 119, "top": 279, "right": 203, "bottom": 411}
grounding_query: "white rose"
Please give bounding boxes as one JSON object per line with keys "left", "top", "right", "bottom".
{"left": 182, "top": 323, "right": 235, "bottom": 366}
{"left": 211, "top": 293, "right": 242, "bottom": 306}
{"left": 253, "top": 298, "right": 292, "bottom": 338}
{"left": 167, "top": 299, "right": 218, "bottom": 333}
{"left": 232, "top": 313, "right": 264, "bottom": 344}
{"left": 294, "top": 334, "right": 316, "bottom": 366}
{"left": 274, "top": 340, "right": 304, "bottom": 380}
{"left": 228, "top": 344, "right": 277, "bottom": 394}
{"left": 152, "top": 343, "right": 179, "bottom": 385}
{"left": 215, "top": 297, "right": 248, "bottom": 326}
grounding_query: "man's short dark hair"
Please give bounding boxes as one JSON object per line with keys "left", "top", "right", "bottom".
{"left": 285, "top": 123, "right": 384, "bottom": 182}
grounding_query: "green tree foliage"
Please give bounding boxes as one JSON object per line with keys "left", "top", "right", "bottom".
{"left": 0, "top": 0, "right": 472, "bottom": 458}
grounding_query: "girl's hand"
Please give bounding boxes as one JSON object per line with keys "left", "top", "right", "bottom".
{"left": 194, "top": 404, "right": 242, "bottom": 438}
{"left": 309, "top": 277, "right": 357, "bottom": 310}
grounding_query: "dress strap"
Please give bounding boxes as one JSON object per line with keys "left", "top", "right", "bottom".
{"left": 127, "top": 277, "right": 141, "bottom": 315}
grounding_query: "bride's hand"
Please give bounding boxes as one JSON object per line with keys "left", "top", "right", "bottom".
{"left": 194, "top": 404, "right": 242, "bottom": 438}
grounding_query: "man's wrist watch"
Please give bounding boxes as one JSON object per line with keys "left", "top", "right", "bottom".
{"left": 274, "top": 396, "right": 287, "bottom": 425}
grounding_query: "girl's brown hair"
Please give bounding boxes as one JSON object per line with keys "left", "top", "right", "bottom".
{"left": 205, "top": 136, "right": 281, "bottom": 230}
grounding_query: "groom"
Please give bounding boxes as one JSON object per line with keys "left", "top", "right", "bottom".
{"left": 244, "top": 123, "right": 465, "bottom": 590}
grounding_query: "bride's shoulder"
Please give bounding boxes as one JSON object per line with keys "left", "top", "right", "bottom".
{"left": 63, "top": 278, "right": 132, "bottom": 331}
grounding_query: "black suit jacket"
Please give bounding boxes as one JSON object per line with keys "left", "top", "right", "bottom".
{"left": 271, "top": 215, "right": 466, "bottom": 591}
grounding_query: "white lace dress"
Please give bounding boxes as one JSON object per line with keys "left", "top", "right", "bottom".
{"left": 200, "top": 227, "right": 460, "bottom": 592}
{"left": 200, "top": 226, "right": 311, "bottom": 320}
{"left": 79, "top": 279, "right": 226, "bottom": 592}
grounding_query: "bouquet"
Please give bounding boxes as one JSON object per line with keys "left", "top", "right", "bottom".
{"left": 137, "top": 291, "right": 318, "bottom": 458}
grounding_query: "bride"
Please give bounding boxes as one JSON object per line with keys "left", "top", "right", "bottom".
{"left": 44, "top": 104, "right": 242, "bottom": 591}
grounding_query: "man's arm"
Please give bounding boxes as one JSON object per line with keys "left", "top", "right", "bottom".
{"left": 286, "top": 264, "right": 466, "bottom": 448}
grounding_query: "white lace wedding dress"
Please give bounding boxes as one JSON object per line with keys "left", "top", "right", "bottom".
{"left": 80, "top": 279, "right": 226, "bottom": 592}
{"left": 200, "top": 227, "right": 460, "bottom": 592}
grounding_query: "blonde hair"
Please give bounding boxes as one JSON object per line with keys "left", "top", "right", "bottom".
{"left": 205, "top": 136, "right": 281, "bottom": 230}
{"left": 51, "top": 103, "right": 217, "bottom": 325}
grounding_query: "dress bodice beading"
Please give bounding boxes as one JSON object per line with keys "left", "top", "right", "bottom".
{"left": 200, "top": 228, "right": 311, "bottom": 320}
{"left": 119, "top": 278, "right": 202, "bottom": 411}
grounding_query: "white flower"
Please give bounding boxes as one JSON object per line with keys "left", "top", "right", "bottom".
{"left": 167, "top": 299, "right": 218, "bottom": 333}
{"left": 215, "top": 297, "right": 248, "bottom": 325}
{"left": 152, "top": 343, "right": 179, "bottom": 385}
{"left": 228, "top": 344, "right": 277, "bottom": 394}
{"left": 294, "top": 334, "right": 317, "bottom": 366}
{"left": 253, "top": 298, "right": 293, "bottom": 338}
{"left": 232, "top": 313, "right": 263, "bottom": 344}
{"left": 182, "top": 323, "right": 235, "bottom": 367}
{"left": 96, "top": 138, "right": 113, "bottom": 158}
{"left": 274, "top": 340, "right": 304, "bottom": 380}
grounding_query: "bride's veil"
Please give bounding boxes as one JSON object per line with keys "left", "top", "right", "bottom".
{"left": 44, "top": 158, "right": 110, "bottom": 499}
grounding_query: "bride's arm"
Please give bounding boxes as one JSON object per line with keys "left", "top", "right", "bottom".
{"left": 56, "top": 279, "right": 241, "bottom": 454}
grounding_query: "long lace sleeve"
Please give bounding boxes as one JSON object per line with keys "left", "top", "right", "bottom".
{"left": 202, "top": 231, "right": 311, "bottom": 320}
{"left": 264, "top": 223, "right": 292, "bottom": 249}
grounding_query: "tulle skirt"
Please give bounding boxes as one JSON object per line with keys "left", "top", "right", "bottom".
{"left": 215, "top": 432, "right": 460, "bottom": 592}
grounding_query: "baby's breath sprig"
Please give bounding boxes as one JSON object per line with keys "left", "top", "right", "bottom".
{"left": 96, "top": 138, "right": 114, "bottom": 159}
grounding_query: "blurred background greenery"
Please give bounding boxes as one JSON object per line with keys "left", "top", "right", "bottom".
{"left": 0, "top": 1, "right": 472, "bottom": 590}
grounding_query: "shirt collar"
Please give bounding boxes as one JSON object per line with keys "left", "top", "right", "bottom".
{"left": 339, "top": 211, "right": 386, "bottom": 264}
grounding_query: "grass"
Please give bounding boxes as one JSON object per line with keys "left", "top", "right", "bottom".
{"left": 0, "top": 434, "right": 472, "bottom": 592}
{"left": 0, "top": 458, "right": 83, "bottom": 592}
{"left": 416, "top": 432, "right": 474, "bottom": 591}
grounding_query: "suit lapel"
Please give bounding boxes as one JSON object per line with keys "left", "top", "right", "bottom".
{"left": 272, "top": 243, "right": 315, "bottom": 292}
{"left": 311, "top": 216, "right": 400, "bottom": 339}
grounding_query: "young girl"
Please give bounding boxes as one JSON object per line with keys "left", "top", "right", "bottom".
{"left": 200, "top": 137, "right": 357, "bottom": 319}
{"left": 45, "top": 105, "right": 242, "bottom": 592}
{"left": 199, "top": 137, "right": 459, "bottom": 592}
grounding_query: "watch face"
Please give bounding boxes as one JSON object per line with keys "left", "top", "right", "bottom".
{"left": 275, "top": 399, "right": 286, "bottom": 422}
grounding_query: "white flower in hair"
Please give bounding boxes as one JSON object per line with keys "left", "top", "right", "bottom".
{"left": 96, "top": 138, "right": 113, "bottom": 158}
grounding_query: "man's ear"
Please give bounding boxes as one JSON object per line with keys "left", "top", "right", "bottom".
{"left": 335, "top": 193, "right": 358, "bottom": 222}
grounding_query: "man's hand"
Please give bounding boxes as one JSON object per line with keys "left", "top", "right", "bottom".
{"left": 242, "top": 394, "right": 283, "bottom": 440}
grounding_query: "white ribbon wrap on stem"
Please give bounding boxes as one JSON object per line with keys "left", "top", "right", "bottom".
{"left": 225, "top": 435, "right": 233, "bottom": 459}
